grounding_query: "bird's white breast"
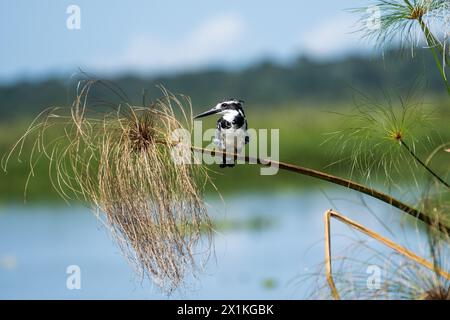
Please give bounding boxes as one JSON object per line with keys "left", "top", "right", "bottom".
{"left": 222, "top": 110, "right": 240, "bottom": 122}
{"left": 217, "top": 127, "right": 247, "bottom": 153}
{"left": 214, "top": 109, "right": 248, "bottom": 155}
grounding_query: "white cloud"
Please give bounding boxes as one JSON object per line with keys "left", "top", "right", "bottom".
{"left": 299, "top": 13, "right": 371, "bottom": 58}
{"left": 91, "top": 13, "right": 245, "bottom": 74}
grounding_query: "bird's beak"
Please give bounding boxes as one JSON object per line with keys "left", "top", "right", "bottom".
{"left": 194, "top": 107, "right": 221, "bottom": 119}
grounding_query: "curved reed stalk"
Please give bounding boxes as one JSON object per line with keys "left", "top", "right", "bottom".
{"left": 189, "top": 146, "right": 450, "bottom": 234}
{"left": 323, "top": 209, "right": 450, "bottom": 300}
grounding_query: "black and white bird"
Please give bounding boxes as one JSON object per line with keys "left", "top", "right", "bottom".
{"left": 194, "top": 99, "right": 249, "bottom": 168}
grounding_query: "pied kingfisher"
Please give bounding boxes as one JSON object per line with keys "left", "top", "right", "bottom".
{"left": 194, "top": 99, "right": 249, "bottom": 168}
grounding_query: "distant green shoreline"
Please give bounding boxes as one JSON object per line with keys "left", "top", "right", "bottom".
{"left": 1, "top": 100, "right": 448, "bottom": 204}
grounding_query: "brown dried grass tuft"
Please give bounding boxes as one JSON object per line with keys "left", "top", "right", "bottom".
{"left": 3, "top": 80, "right": 213, "bottom": 293}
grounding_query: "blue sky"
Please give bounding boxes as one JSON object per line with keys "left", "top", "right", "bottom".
{"left": 0, "top": 0, "right": 374, "bottom": 83}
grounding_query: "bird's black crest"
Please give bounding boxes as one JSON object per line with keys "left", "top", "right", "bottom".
{"left": 222, "top": 98, "right": 244, "bottom": 104}
{"left": 220, "top": 99, "right": 245, "bottom": 113}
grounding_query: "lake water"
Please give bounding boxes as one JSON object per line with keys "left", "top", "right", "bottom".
{"left": 0, "top": 190, "right": 431, "bottom": 299}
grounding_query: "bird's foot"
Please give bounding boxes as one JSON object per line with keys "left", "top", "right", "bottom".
{"left": 219, "top": 163, "right": 235, "bottom": 168}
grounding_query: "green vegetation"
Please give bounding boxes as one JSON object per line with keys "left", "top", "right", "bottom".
{"left": 353, "top": 0, "right": 449, "bottom": 95}
{"left": 1, "top": 98, "right": 448, "bottom": 203}
{"left": 1, "top": 47, "right": 448, "bottom": 204}
{"left": 0, "top": 48, "right": 447, "bottom": 121}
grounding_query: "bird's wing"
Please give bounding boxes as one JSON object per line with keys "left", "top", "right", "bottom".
{"left": 214, "top": 119, "right": 225, "bottom": 149}
{"left": 244, "top": 119, "right": 249, "bottom": 144}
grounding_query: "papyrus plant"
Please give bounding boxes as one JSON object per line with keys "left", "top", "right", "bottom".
{"left": 3, "top": 80, "right": 213, "bottom": 293}
{"left": 354, "top": 0, "right": 450, "bottom": 95}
